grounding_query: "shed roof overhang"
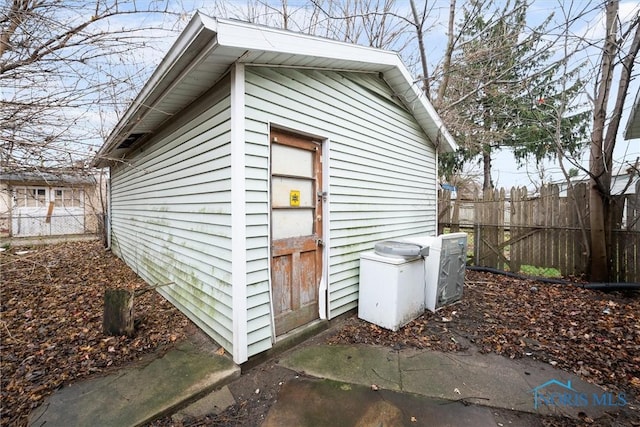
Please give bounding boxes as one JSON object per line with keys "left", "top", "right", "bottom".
{"left": 93, "top": 13, "right": 457, "bottom": 167}
{"left": 0, "top": 172, "right": 96, "bottom": 186}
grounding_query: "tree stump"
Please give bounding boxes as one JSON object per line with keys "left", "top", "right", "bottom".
{"left": 103, "top": 289, "right": 135, "bottom": 336}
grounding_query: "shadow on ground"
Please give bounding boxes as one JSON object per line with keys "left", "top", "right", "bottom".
{"left": 263, "top": 377, "right": 543, "bottom": 427}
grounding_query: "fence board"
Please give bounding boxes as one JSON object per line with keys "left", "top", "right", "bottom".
{"left": 630, "top": 181, "right": 640, "bottom": 231}
{"left": 439, "top": 182, "right": 639, "bottom": 282}
{"left": 509, "top": 187, "right": 522, "bottom": 273}
{"left": 558, "top": 188, "right": 568, "bottom": 275}
{"left": 550, "top": 185, "right": 560, "bottom": 270}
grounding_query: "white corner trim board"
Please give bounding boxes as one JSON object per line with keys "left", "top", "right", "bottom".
{"left": 230, "top": 63, "right": 249, "bottom": 364}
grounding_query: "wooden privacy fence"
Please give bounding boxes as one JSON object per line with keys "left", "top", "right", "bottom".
{"left": 438, "top": 182, "right": 640, "bottom": 282}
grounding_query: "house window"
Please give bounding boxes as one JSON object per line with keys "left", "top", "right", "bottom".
{"left": 54, "top": 188, "right": 83, "bottom": 208}
{"left": 15, "top": 187, "right": 46, "bottom": 208}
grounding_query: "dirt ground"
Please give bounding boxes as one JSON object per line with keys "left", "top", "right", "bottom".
{"left": 1, "top": 241, "right": 192, "bottom": 426}
{"left": 2, "top": 241, "right": 639, "bottom": 426}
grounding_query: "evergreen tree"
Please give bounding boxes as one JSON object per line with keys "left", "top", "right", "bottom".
{"left": 437, "top": 0, "right": 589, "bottom": 189}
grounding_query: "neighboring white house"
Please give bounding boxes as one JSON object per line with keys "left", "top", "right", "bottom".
{"left": 0, "top": 170, "right": 104, "bottom": 239}
{"left": 93, "top": 13, "right": 457, "bottom": 364}
{"left": 624, "top": 89, "right": 640, "bottom": 230}
{"left": 555, "top": 173, "right": 639, "bottom": 198}
{"left": 624, "top": 87, "right": 640, "bottom": 139}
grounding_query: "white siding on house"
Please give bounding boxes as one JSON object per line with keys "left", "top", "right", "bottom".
{"left": 110, "top": 77, "right": 236, "bottom": 353}
{"left": 245, "top": 67, "right": 438, "bottom": 320}
{"left": 244, "top": 110, "right": 272, "bottom": 357}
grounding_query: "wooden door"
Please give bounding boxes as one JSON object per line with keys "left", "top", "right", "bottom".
{"left": 270, "top": 129, "right": 323, "bottom": 336}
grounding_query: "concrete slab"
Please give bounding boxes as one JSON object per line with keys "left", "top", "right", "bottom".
{"left": 399, "top": 348, "right": 609, "bottom": 418}
{"left": 280, "top": 344, "right": 402, "bottom": 391}
{"left": 28, "top": 341, "right": 239, "bottom": 427}
{"left": 280, "top": 344, "right": 613, "bottom": 420}
{"left": 172, "top": 385, "right": 236, "bottom": 422}
{"left": 263, "top": 377, "right": 504, "bottom": 427}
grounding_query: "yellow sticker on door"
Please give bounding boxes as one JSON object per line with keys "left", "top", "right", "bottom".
{"left": 290, "top": 190, "right": 300, "bottom": 206}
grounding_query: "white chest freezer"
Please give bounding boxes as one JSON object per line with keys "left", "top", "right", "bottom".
{"left": 358, "top": 242, "right": 426, "bottom": 331}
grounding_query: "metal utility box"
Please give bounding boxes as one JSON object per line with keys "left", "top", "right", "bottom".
{"left": 401, "top": 233, "right": 467, "bottom": 312}
{"left": 424, "top": 233, "right": 467, "bottom": 312}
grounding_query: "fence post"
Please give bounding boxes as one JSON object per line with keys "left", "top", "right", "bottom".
{"left": 437, "top": 189, "right": 451, "bottom": 235}
{"left": 474, "top": 223, "right": 481, "bottom": 266}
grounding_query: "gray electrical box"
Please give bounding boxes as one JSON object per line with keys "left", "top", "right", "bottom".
{"left": 424, "top": 233, "right": 467, "bottom": 312}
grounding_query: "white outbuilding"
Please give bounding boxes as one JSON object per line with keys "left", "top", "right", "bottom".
{"left": 94, "top": 13, "right": 457, "bottom": 364}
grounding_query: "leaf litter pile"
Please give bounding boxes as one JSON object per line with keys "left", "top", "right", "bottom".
{"left": 328, "top": 270, "right": 640, "bottom": 405}
{"left": 1, "top": 241, "right": 192, "bottom": 426}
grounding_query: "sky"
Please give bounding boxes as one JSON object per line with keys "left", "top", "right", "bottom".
{"left": 487, "top": 0, "right": 640, "bottom": 189}
{"left": 125, "top": 0, "right": 640, "bottom": 190}
{"left": 26, "top": 0, "right": 638, "bottom": 191}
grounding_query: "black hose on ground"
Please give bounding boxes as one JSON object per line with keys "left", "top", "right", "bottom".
{"left": 466, "top": 266, "right": 640, "bottom": 291}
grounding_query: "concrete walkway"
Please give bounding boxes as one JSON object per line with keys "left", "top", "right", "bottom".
{"left": 263, "top": 377, "right": 508, "bottom": 427}
{"left": 279, "top": 344, "right": 613, "bottom": 420}
{"left": 28, "top": 333, "right": 634, "bottom": 426}
{"left": 28, "top": 341, "right": 239, "bottom": 427}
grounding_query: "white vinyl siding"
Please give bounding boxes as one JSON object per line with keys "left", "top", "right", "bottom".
{"left": 110, "top": 77, "right": 235, "bottom": 353}
{"left": 245, "top": 67, "right": 437, "bottom": 319}
{"left": 244, "top": 116, "right": 272, "bottom": 357}
{"left": 107, "top": 65, "right": 438, "bottom": 361}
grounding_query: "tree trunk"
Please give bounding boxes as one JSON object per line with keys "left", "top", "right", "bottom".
{"left": 410, "top": 0, "right": 430, "bottom": 100}
{"left": 434, "top": 0, "right": 457, "bottom": 109}
{"left": 587, "top": 0, "right": 640, "bottom": 281}
{"left": 482, "top": 149, "right": 493, "bottom": 191}
{"left": 589, "top": 180, "right": 609, "bottom": 281}
{"left": 103, "top": 289, "right": 135, "bottom": 336}
{"left": 588, "top": 0, "right": 618, "bottom": 281}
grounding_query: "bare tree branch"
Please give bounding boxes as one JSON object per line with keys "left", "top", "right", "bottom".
{"left": 1, "top": 0, "right": 183, "bottom": 171}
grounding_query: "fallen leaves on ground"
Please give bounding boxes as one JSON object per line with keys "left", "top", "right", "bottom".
{"left": 328, "top": 270, "right": 640, "bottom": 402}
{"left": 1, "top": 241, "right": 193, "bottom": 426}
{"left": 3, "top": 242, "right": 640, "bottom": 426}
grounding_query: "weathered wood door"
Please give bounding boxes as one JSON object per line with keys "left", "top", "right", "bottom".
{"left": 270, "top": 129, "right": 323, "bottom": 336}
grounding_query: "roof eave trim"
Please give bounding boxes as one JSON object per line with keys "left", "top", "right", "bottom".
{"left": 93, "top": 13, "right": 217, "bottom": 167}
{"left": 213, "top": 17, "right": 399, "bottom": 66}
{"left": 386, "top": 60, "right": 457, "bottom": 153}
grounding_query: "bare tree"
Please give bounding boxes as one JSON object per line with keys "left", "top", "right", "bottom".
{"left": 522, "top": 1, "right": 593, "bottom": 265}
{"left": 588, "top": 0, "right": 640, "bottom": 281}
{"left": 308, "top": 0, "right": 412, "bottom": 51}
{"left": 1, "top": 0, "right": 183, "bottom": 173}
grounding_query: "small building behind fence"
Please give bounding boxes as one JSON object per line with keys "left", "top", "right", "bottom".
{"left": 0, "top": 169, "right": 106, "bottom": 240}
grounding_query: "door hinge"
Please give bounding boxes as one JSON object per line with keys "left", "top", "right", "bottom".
{"left": 316, "top": 239, "right": 324, "bottom": 247}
